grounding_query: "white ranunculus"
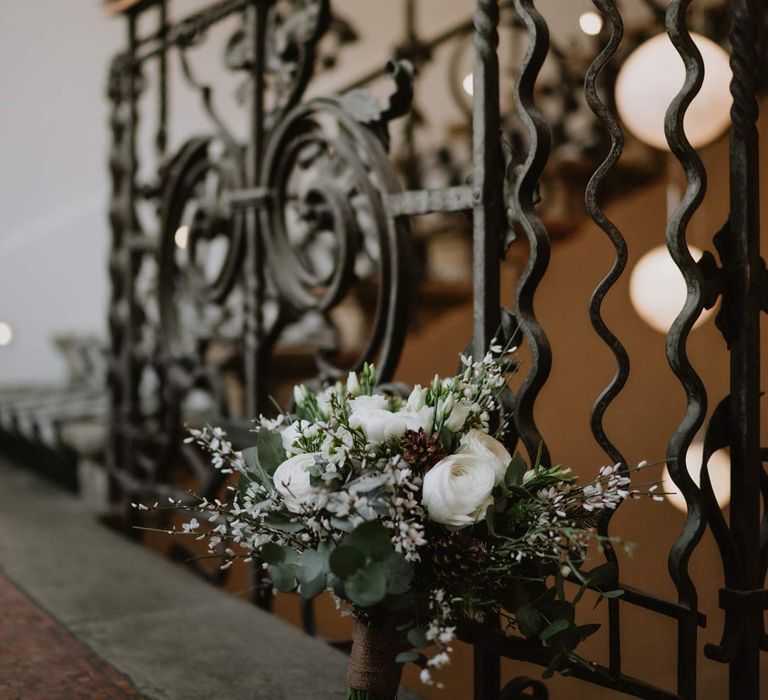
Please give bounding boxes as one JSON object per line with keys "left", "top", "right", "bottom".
{"left": 458, "top": 429, "right": 512, "bottom": 484}
{"left": 443, "top": 399, "right": 472, "bottom": 432}
{"left": 281, "top": 420, "right": 313, "bottom": 455}
{"left": 350, "top": 408, "right": 407, "bottom": 444}
{"left": 349, "top": 394, "right": 390, "bottom": 414}
{"left": 421, "top": 454, "right": 497, "bottom": 529}
{"left": 273, "top": 452, "right": 322, "bottom": 512}
{"left": 406, "top": 384, "right": 428, "bottom": 411}
{"left": 397, "top": 405, "right": 435, "bottom": 434}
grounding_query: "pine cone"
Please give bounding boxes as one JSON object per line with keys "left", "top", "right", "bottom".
{"left": 433, "top": 532, "right": 489, "bottom": 581}
{"left": 399, "top": 428, "right": 446, "bottom": 472}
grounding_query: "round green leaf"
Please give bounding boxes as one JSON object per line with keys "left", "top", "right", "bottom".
{"left": 329, "top": 545, "right": 366, "bottom": 579}
{"left": 344, "top": 562, "right": 388, "bottom": 607}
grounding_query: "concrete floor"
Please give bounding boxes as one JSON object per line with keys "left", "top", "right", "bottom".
{"left": 0, "top": 457, "right": 418, "bottom": 699}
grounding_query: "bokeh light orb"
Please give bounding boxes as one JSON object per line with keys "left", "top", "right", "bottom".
{"left": 662, "top": 441, "right": 731, "bottom": 512}
{"left": 615, "top": 33, "right": 732, "bottom": 150}
{"left": 629, "top": 244, "right": 714, "bottom": 333}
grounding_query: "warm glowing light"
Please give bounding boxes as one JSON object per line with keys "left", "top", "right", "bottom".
{"left": 629, "top": 244, "right": 714, "bottom": 333}
{"left": 615, "top": 32, "right": 732, "bottom": 150}
{"left": 662, "top": 441, "right": 731, "bottom": 512}
{"left": 579, "top": 11, "right": 603, "bottom": 36}
{"left": 462, "top": 72, "right": 473, "bottom": 97}
{"left": 0, "top": 322, "right": 13, "bottom": 347}
{"left": 174, "top": 225, "right": 190, "bottom": 249}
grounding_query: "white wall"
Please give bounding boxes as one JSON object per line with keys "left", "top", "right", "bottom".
{"left": 0, "top": 0, "right": 122, "bottom": 383}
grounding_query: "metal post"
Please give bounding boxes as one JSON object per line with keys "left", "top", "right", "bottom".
{"left": 727, "top": 0, "right": 762, "bottom": 696}
{"left": 244, "top": 0, "right": 268, "bottom": 418}
{"left": 471, "top": 0, "right": 502, "bottom": 361}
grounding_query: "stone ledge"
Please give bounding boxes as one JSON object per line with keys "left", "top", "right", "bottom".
{"left": 0, "top": 458, "right": 421, "bottom": 699}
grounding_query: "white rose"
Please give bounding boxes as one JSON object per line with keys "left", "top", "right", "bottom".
{"left": 421, "top": 454, "right": 497, "bottom": 529}
{"left": 458, "top": 429, "right": 512, "bottom": 484}
{"left": 273, "top": 452, "right": 322, "bottom": 512}
{"left": 350, "top": 408, "right": 407, "bottom": 444}
{"left": 397, "top": 405, "right": 435, "bottom": 434}
{"left": 281, "top": 420, "right": 313, "bottom": 455}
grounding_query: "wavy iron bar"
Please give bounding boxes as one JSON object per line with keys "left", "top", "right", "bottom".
{"left": 509, "top": 0, "right": 553, "bottom": 467}
{"left": 664, "top": 1, "right": 710, "bottom": 697}
{"left": 584, "top": 0, "right": 628, "bottom": 677}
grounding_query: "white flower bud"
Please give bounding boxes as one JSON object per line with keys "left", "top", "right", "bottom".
{"left": 346, "top": 371, "right": 362, "bottom": 396}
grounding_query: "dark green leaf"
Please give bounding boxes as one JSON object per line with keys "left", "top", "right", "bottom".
{"left": 577, "top": 623, "right": 601, "bottom": 640}
{"left": 516, "top": 605, "right": 543, "bottom": 639}
{"left": 407, "top": 627, "right": 429, "bottom": 649}
{"left": 297, "top": 572, "right": 326, "bottom": 599}
{"left": 344, "top": 561, "right": 389, "bottom": 607}
{"left": 267, "top": 563, "right": 297, "bottom": 592}
{"left": 385, "top": 553, "right": 414, "bottom": 595}
{"left": 505, "top": 453, "right": 528, "bottom": 487}
{"left": 585, "top": 562, "right": 617, "bottom": 588}
{"left": 241, "top": 445, "right": 273, "bottom": 493}
{"left": 345, "top": 521, "right": 394, "bottom": 562}
{"left": 542, "top": 653, "right": 563, "bottom": 679}
{"left": 550, "top": 600, "right": 575, "bottom": 624}
{"left": 264, "top": 514, "right": 305, "bottom": 533}
{"left": 395, "top": 651, "right": 423, "bottom": 664}
{"left": 540, "top": 618, "right": 569, "bottom": 642}
{"left": 259, "top": 542, "right": 287, "bottom": 565}
{"left": 329, "top": 545, "right": 366, "bottom": 579}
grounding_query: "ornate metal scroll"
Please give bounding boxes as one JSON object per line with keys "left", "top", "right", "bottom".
{"left": 105, "top": 1, "right": 767, "bottom": 698}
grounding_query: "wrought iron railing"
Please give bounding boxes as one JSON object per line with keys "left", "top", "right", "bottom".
{"left": 105, "top": 1, "right": 766, "bottom": 697}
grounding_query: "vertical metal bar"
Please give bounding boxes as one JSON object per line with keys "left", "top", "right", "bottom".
{"left": 124, "top": 13, "right": 140, "bottom": 485}
{"left": 584, "top": 0, "right": 627, "bottom": 676}
{"left": 244, "top": 0, "right": 268, "bottom": 418}
{"left": 471, "top": 0, "right": 502, "bottom": 362}
{"left": 156, "top": 0, "right": 168, "bottom": 157}
{"left": 472, "top": 3, "right": 502, "bottom": 696}
{"left": 664, "top": 1, "right": 709, "bottom": 696}
{"left": 509, "top": 0, "right": 552, "bottom": 466}
{"left": 726, "top": 1, "right": 762, "bottom": 696}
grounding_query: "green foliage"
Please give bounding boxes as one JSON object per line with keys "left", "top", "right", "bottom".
{"left": 328, "top": 521, "right": 414, "bottom": 608}
{"left": 504, "top": 453, "right": 528, "bottom": 487}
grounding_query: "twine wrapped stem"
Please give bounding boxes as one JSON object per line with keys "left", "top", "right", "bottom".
{"left": 346, "top": 618, "right": 403, "bottom": 699}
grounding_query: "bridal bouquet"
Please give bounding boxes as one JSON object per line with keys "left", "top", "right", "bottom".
{"left": 150, "top": 346, "right": 658, "bottom": 698}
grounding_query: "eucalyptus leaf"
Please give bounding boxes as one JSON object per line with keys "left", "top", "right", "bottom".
{"left": 259, "top": 542, "right": 287, "bottom": 565}
{"left": 505, "top": 453, "right": 528, "bottom": 487}
{"left": 267, "top": 562, "right": 297, "bottom": 592}
{"left": 299, "top": 548, "right": 329, "bottom": 581}
{"left": 345, "top": 561, "right": 389, "bottom": 607}
{"left": 256, "top": 428, "right": 286, "bottom": 476}
{"left": 540, "top": 618, "right": 569, "bottom": 642}
{"left": 345, "top": 521, "right": 394, "bottom": 562}
{"left": 516, "top": 605, "right": 543, "bottom": 639}
{"left": 329, "top": 545, "right": 366, "bottom": 579}
{"left": 395, "top": 651, "right": 423, "bottom": 664}
{"left": 264, "top": 514, "right": 305, "bottom": 533}
{"left": 385, "top": 553, "right": 414, "bottom": 595}
{"left": 407, "top": 627, "right": 429, "bottom": 649}
{"left": 241, "top": 445, "right": 274, "bottom": 493}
